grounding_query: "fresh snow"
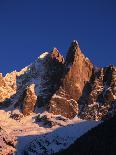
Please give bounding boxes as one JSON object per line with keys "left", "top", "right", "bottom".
{"left": 73, "top": 40, "right": 79, "bottom": 46}
{"left": 24, "top": 120, "right": 100, "bottom": 155}
{"left": 0, "top": 107, "right": 100, "bottom": 155}
{"left": 10, "top": 112, "right": 100, "bottom": 155}
{"left": 38, "top": 52, "right": 49, "bottom": 59}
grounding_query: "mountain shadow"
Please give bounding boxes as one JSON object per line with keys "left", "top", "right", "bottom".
{"left": 56, "top": 116, "right": 116, "bottom": 155}
{"left": 14, "top": 120, "right": 99, "bottom": 155}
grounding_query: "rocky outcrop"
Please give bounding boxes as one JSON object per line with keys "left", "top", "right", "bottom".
{"left": 22, "top": 84, "right": 37, "bottom": 115}
{"left": 79, "top": 65, "right": 116, "bottom": 120}
{"left": 0, "top": 73, "right": 5, "bottom": 87}
{"left": 50, "top": 94, "right": 78, "bottom": 119}
{"left": 0, "top": 68, "right": 29, "bottom": 104}
{"left": 49, "top": 41, "right": 93, "bottom": 118}
{"left": 36, "top": 48, "right": 65, "bottom": 107}
{"left": 0, "top": 127, "right": 16, "bottom": 155}
{"left": 0, "top": 72, "right": 17, "bottom": 103}
{"left": 51, "top": 48, "right": 65, "bottom": 63}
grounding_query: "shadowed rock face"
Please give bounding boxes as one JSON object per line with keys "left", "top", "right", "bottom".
{"left": 55, "top": 116, "right": 116, "bottom": 155}
{"left": 78, "top": 65, "right": 116, "bottom": 120}
{"left": 0, "top": 48, "right": 65, "bottom": 115}
{"left": 36, "top": 48, "right": 65, "bottom": 108}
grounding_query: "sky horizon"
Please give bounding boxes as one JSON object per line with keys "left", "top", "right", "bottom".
{"left": 0, "top": 0, "right": 116, "bottom": 75}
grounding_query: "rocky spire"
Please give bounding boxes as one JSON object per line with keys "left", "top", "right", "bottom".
{"left": 51, "top": 47, "right": 65, "bottom": 63}
{"left": 65, "top": 40, "right": 79, "bottom": 66}
{"left": 49, "top": 41, "right": 94, "bottom": 118}
{"left": 22, "top": 84, "right": 37, "bottom": 115}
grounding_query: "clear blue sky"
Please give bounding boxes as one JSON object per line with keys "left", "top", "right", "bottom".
{"left": 0, "top": 0, "right": 116, "bottom": 75}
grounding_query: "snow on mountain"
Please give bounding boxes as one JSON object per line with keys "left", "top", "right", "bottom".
{"left": 0, "top": 40, "right": 115, "bottom": 155}
{"left": 38, "top": 52, "right": 49, "bottom": 59}
{"left": 22, "top": 118, "right": 100, "bottom": 155}
{"left": 0, "top": 109, "right": 100, "bottom": 155}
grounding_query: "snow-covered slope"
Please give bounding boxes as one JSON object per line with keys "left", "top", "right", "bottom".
{"left": 0, "top": 109, "right": 100, "bottom": 155}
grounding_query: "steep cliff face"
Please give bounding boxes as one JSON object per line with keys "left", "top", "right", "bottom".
{"left": 36, "top": 48, "right": 65, "bottom": 108}
{"left": 22, "top": 84, "right": 37, "bottom": 115}
{"left": 49, "top": 41, "right": 93, "bottom": 118}
{"left": 49, "top": 41, "right": 116, "bottom": 120}
{"left": 79, "top": 65, "right": 116, "bottom": 120}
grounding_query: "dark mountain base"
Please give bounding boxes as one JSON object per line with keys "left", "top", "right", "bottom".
{"left": 55, "top": 116, "right": 116, "bottom": 155}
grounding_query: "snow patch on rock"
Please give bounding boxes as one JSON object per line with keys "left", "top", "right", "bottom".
{"left": 38, "top": 52, "right": 49, "bottom": 59}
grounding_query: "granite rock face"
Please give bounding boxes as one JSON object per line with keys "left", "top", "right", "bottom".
{"left": 78, "top": 65, "right": 116, "bottom": 120}
{"left": 49, "top": 41, "right": 93, "bottom": 118}
{"left": 51, "top": 47, "right": 65, "bottom": 63}
{"left": 22, "top": 84, "right": 37, "bottom": 115}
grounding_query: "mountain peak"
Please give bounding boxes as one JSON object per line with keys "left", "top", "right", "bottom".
{"left": 72, "top": 40, "right": 79, "bottom": 47}
{"left": 0, "top": 41, "right": 116, "bottom": 155}
{"left": 65, "top": 40, "right": 80, "bottom": 65}
{"left": 51, "top": 47, "right": 65, "bottom": 63}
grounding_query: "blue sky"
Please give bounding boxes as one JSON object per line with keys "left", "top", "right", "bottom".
{"left": 0, "top": 0, "right": 116, "bottom": 75}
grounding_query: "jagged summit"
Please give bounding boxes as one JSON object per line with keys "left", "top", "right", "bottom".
{"left": 65, "top": 40, "right": 80, "bottom": 65}
{"left": 49, "top": 41, "right": 94, "bottom": 118}
{"left": 51, "top": 47, "right": 65, "bottom": 63}
{"left": 0, "top": 40, "right": 115, "bottom": 119}
{"left": 72, "top": 40, "right": 79, "bottom": 46}
{"left": 0, "top": 40, "right": 116, "bottom": 155}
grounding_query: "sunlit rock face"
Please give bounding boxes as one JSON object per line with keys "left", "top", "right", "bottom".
{"left": 49, "top": 41, "right": 94, "bottom": 118}
{"left": 51, "top": 47, "right": 65, "bottom": 63}
{"left": 0, "top": 127, "right": 16, "bottom": 155}
{"left": 22, "top": 84, "right": 37, "bottom": 115}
